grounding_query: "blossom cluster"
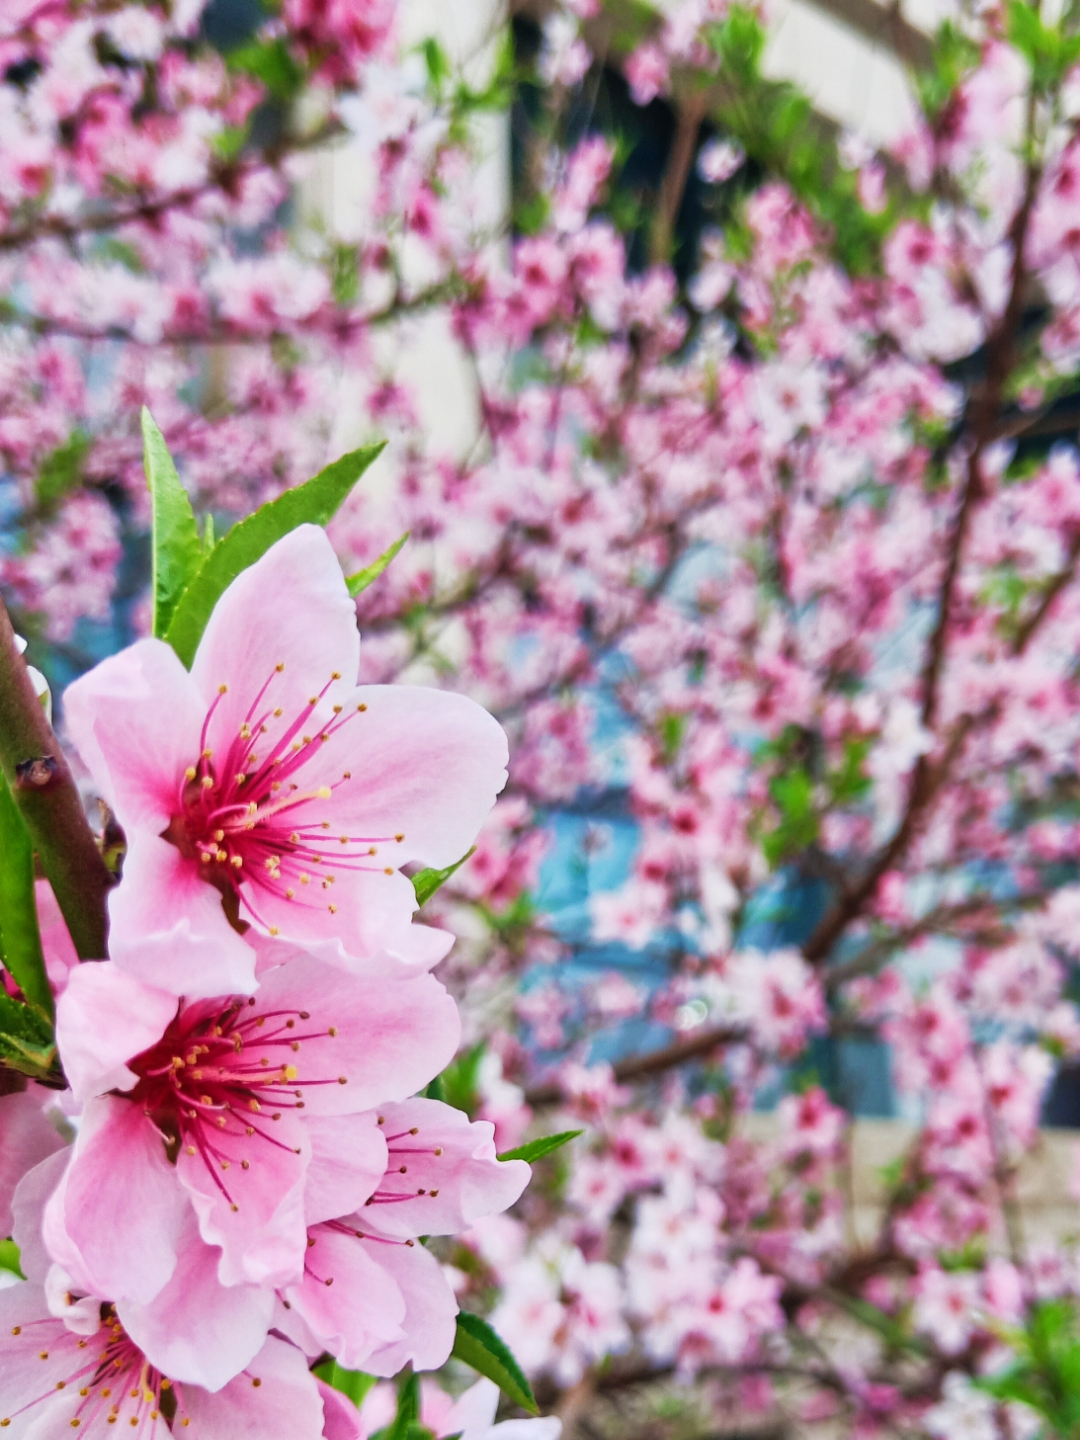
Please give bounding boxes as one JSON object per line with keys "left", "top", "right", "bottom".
{"left": 0, "top": 526, "right": 530, "bottom": 1436}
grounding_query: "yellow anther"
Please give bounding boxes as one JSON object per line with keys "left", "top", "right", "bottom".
{"left": 231, "top": 855, "right": 243, "bottom": 868}
{"left": 218, "top": 684, "right": 228, "bottom": 695}
{"left": 316, "top": 786, "right": 332, "bottom": 800}
{"left": 185, "top": 766, "right": 196, "bottom": 781}
{"left": 200, "top": 776, "right": 214, "bottom": 790}
{"left": 357, "top": 703, "right": 367, "bottom": 712}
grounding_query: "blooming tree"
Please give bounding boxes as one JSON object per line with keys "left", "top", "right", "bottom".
{"left": 7, "top": 0, "right": 1080, "bottom": 1435}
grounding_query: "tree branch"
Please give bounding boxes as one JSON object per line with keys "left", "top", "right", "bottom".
{"left": 524, "top": 1022, "right": 745, "bottom": 1106}
{"left": 0, "top": 600, "right": 112, "bottom": 960}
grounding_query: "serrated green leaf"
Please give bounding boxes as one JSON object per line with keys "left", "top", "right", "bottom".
{"left": 451, "top": 1311, "right": 538, "bottom": 1415}
{"left": 164, "top": 444, "right": 386, "bottom": 668}
{"left": 412, "top": 846, "right": 475, "bottom": 908}
{"left": 346, "top": 532, "right": 409, "bottom": 598}
{"left": 0, "top": 1240, "right": 23, "bottom": 1277}
{"left": 498, "top": 1130, "right": 582, "bottom": 1164}
{"left": 0, "top": 771, "right": 53, "bottom": 1020}
{"left": 142, "top": 408, "right": 203, "bottom": 641}
{"left": 0, "top": 990, "right": 57, "bottom": 1080}
{"left": 312, "top": 1360, "right": 376, "bottom": 1407}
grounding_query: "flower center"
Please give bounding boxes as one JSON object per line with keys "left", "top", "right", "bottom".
{"left": 1, "top": 1307, "right": 187, "bottom": 1433}
{"left": 128, "top": 998, "right": 342, "bottom": 1212}
{"left": 163, "top": 664, "right": 404, "bottom": 934}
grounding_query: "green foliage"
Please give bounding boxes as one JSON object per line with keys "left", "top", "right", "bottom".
{"left": 763, "top": 767, "right": 819, "bottom": 866}
{"left": 331, "top": 244, "right": 361, "bottom": 307}
{"left": 978, "top": 1299, "right": 1080, "bottom": 1435}
{"left": 411, "top": 846, "right": 476, "bottom": 907}
{"left": 0, "top": 991, "right": 57, "bottom": 1080}
{"left": 142, "top": 409, "right": 204, "bottom": 641}
{"left": 312, "top": 1360, "right": 377, "bottom": 1407}
{"left": 0, "top": 1240, "right": 23, "bottom": 1278}
{"left": 427, "top": 1042, "right": 486, "bottom": 1116}
{"left": 35, "top": 432, "right": 90, "bottom": 512}
{"left": 369, "top": 1373, "right": 439, "bottom": 1440}
{"left": 498, "top": 1130, "right": 583, "bottom": 1164}
{"left": 0, "top": 770, "right": 53, "bottom": 1021}
{"left": 826, "top": 737, "right": 872, "bottom": 806}
{"left": 226, "top": 37, "right": 304, "bottom": 100}
{"left": 452, "top": 1311, "right": 539, "bottom": 1415}
{"left": 164, "top": 443, "right": 386, "bottom": 667}
{"left": 707, "top": 4, "right": 766, "bottom": 79}
{"left": 346, "top": 532, "right": 410, "bottom": 598}
{"left": 1005, "top": 0, "right": 1080, "bottom": 93}
{"left": 914, "top": 21, "right": 981, "bottom": 121}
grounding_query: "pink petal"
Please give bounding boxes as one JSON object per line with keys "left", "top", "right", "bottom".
{"left": 0, "top": 1091, "right": 65, "bottom": 1238}
{"left": 182, "top": 1333, "right": 326, "bottom": 1440}
{"left": 190, "top": 526, "right": 359, "bottom": 754}
{"left": 360, "top": 1238, "right": 458, "bottom": 1376}
{"left": 177, "top": 1108, "right": 309, "bottom": 1289}
{"left": 118, "top": 1210, "right": 274, "bottom": 1392}
{"left": 361, "top": 1099, "right": 530, "bottom": 1241}
{"left": 283, "top": 1224, "right": 406, "bottom": 1370}
{"left": 35, "top": 880, "right": 78, "bottom": 994}
{"left": 243, "top": 868, "right": 453, "bottom": 976}
{"left": 108, "top": 831, "right": 257, "bottom": 998}
{"left": 42, "top": 1096, "right": 187, "bottom": 1305}
{"left": 304, "top": 683, "right": 508, "bottom": 869}
{"left": 0, "top": 1285, "right": 76, "bottom": 1423}
{"left": 63, "top": 637, "right": 205, "bottom": 832}
{"left": 445, "top": 1378, "right": 500, "bottom": 1436}
{"left": 316, "top": 1380, "right": 365, "bottom": 1440}
{"left": 252, "top": 958, "right": 460, "bottom": 1114}
{"left": 56, "top": 961, "right": 178, "bottom": 1104}
{"left": 304, "top": 1113, "right": 387, "bottom": 1226}
{"left": 12, "top": 1149, "right": 69, "bottom": 1283}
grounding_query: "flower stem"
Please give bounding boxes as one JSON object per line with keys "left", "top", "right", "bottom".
{"left": 0, "top": 598, "right": 112, "bottom": 960}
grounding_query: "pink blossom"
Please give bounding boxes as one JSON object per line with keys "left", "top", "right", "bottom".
{"left": 624, "top": 43, "right": 669, "bottom": 105}
{"left": 0, "top": 1090, "right": 64, "bottom": 1240}
{"left": 63, "top": 526, "right": 508, "bottom": 996}
{"left": 48, "top": 954, "right": 459, "bottom": 1309}
{"left": 0, "top": 1282, "right": 328, "bottom": 1437}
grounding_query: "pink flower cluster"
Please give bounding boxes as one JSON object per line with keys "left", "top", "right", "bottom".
{"left": 0, "top": 528, "right": 529, "bottom": 1436}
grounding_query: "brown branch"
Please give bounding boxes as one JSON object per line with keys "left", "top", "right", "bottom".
{"left": 524, "top": 1022, "right": 745, "bottom": 1106}
{"left": 800, "top": 136, "right": 1045, "bottom": 969}
{"left": 0, "top": 600, "right": 112, "bottom": 960}
{"left": 650, "top": 93, "right": 708, "bottom": 265}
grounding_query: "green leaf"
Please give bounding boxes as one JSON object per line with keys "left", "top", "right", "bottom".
{"left": 0, "top": 1240, "right": 23, "bottom": 1277}
{"left": 0, "top": 771, "right": 53, "bottom": 1021}
{"left": 498, "top": 1130, "right": 582, "bottom": 1164}
{"left": 312, "top": 1360, "right": 377, "bottom": 1407}
{"left": 452, "top": 1312, "right": 538, "bottom": 1415}
{"left": 226, "top": 37, "right": 304, "bottom": 101}
{"left": 429, "top": 1043, "right": 485, "bottom": 1117}
{"left": 346, "top": 532, "right": 409, "bottom": 598}
{"left": 35, "top": 432, "right": 89, "bottom": 511}
{"left": 142, "top": 408, "right": 203, "bottom": 641}
{"left": 0, "top": 991, "right": 57, "bottom": 1080}
{"left": 164, "top": 443, "right": 386, "bottom": 668}
{"left": 412, "top": 846, "right": 475, "bottom": 907}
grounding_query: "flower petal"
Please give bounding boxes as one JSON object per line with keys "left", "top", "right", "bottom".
{"left": 190, "top": 525, "right": 359, "bottom": 752}
{"left": 251, "top": 958, "right": 460, "bottom": 1114}
{"left": 303, "top": 683, "right": 509, "bottom": 869}
{"left": 118, "top": 1210, "right": 274, "bottom": 1393}
{"left": 360, "top": 1238, "right": 458, "bottom": 1376}
{"left": 63, "top": 638, "right": 205, "bottom": 832}
{"left": 304, "top": 1113, "right": 387, "bottom": 1226}
{"left": 243, "top": 868, "right": 453, "bottom": 976}
{"left": 361, "top": 1099, "right": 530, "bottom": 1241}
{"left": 42, "top": 1096, "right": 186, "bottom": 1306}
{"left": 12, "top": 1149, "right": 70, "bottom": 1283}
{"left": 0, "top": 1091, "right": 65, "bottom": 1239}
{"left": 177, "top": 1108, "right": 309, "bottom": 1289}
{"left": 283, "top": 1224, "right": 406, "bottom": 1370}
{"left": 56, "top": 961, "right": 178, "bottom": 1104}
{"left": 181, "top": 1333, "right": 326, "bottom": 1440}
{"left": 316, "top": 1380, "right": 365, "bottom": 1440}
{"left": 108, "top": 831, "right": 257, "bottom": 997}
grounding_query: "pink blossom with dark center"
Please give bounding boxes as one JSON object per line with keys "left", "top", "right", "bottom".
{"left": 63, "top": 525, "right": 509, "bottom": 998}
